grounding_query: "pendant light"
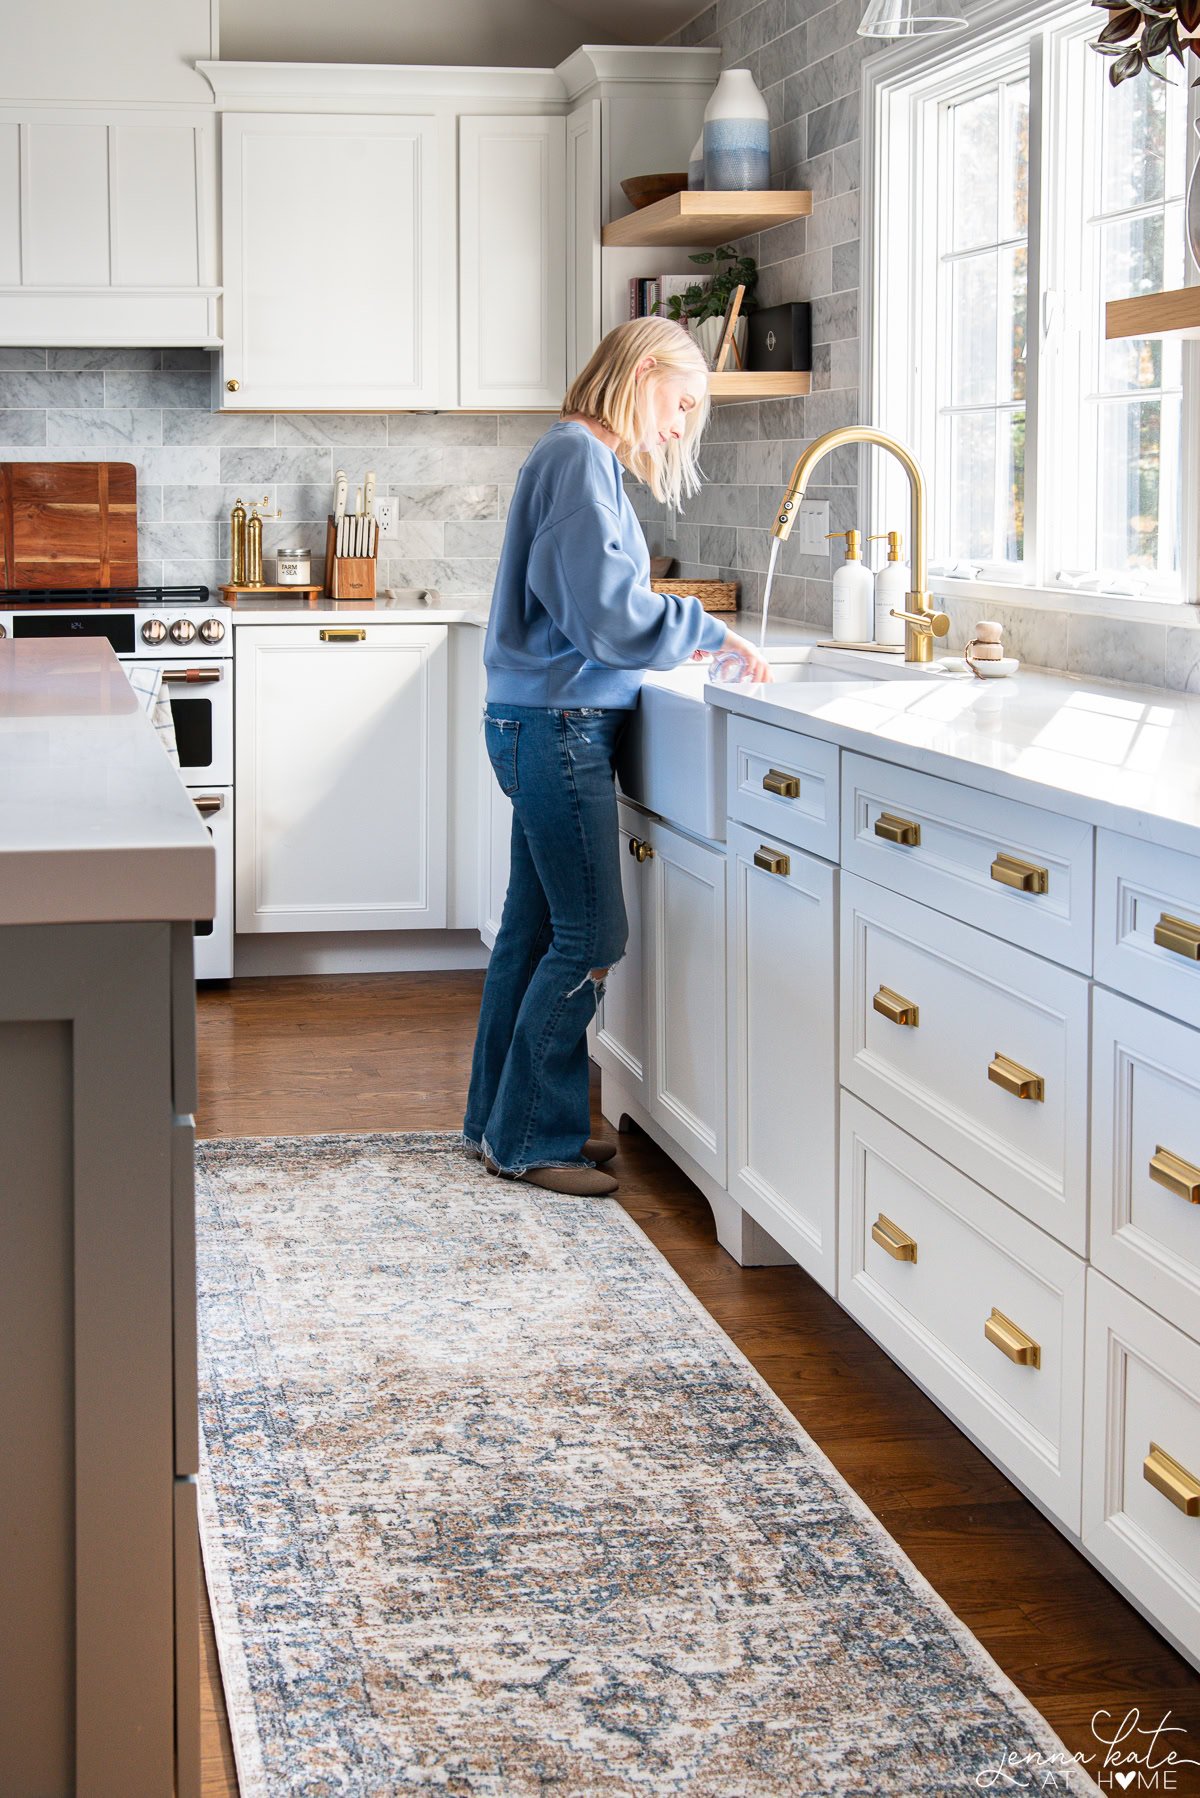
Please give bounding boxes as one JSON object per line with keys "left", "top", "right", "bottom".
{"left": 858, "top": 0, "right": 967, "bottom": 36}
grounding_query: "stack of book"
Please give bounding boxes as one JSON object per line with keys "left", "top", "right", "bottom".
{"left": 628, "top": 274, "right": 698, "bottom": 320}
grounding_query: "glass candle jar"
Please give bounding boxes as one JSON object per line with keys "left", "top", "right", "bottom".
{"left": 274, "top": 548, "right": 311, "bottom": 586}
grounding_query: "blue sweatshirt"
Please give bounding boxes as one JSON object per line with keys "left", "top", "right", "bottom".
{"left": 483, "top": 419, "right": 727, "bottom": 709}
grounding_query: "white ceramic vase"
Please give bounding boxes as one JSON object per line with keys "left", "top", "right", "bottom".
{"left": 703, "top": 68, "right": 770, "bottom": 192}
{"left": 687, "top": 132, "right": 705, "bottom": 191}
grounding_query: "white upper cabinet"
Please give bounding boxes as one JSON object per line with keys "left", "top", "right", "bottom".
{"left": 458, "top": 115, "right": 566, "bottom": 409}
{"left": 219, "top": 112, "right": 453, "bottom": 411}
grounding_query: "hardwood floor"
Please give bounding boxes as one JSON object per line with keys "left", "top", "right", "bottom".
{"left": 195, "top": 971, "right": 1200, "bottom": 1797}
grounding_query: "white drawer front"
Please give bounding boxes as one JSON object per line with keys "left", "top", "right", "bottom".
{"left": 839, "top": 1094, "right": 1085, "bottom": 1529}
{"left": 726, "top": 716, "right": 839, "bottom": 861}
{"left": 1091, "top": 988, "right": 1200, "bottom": 1339}
{"left": 1083, "top": 1272, "right": 1200, "bottom": 1669}
{"left": 840, "top": 874, "right": 1090, "bottom": 1251}
{"left": 841, "top": 753, "right": 1094, "bottom": 972}
{"left": 1095, "top": 829, "right": 1200, "bottom": 1029}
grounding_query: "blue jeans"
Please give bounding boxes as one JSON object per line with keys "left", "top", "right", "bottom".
{"left": 463, "top": 703, "right": 631, "bottom": 1174}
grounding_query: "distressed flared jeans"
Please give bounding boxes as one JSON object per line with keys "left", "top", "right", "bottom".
{"left": 463, "top": 703, "right": 631, "bottom": 1175}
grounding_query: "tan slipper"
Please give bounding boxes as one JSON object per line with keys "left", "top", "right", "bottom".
{"left": 483, "top": 1154, "right": 618, "bottom": 1197}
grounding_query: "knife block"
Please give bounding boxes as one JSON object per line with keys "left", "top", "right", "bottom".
{"left": 324, "top": 516, "right": 378, "bottom": 600}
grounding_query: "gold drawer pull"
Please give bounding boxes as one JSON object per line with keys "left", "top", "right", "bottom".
{"left": 984, "top": 1307, "right": 1041, "bottom": 1368}
{"left": 753, "top": 846, "right": 790, "bottom": 876}
{"left": 873, "top": 985, "right": 920, "bottom": 1028}
{"left": 627, "top": 836, "right": 654, "bottom": 863}
{"left": 1154, "top": 912, "right": 1200, "bottom": 961}
{"left": 874, "top": 811, "right": 921, "bottom": 847}
{"left": 988, "top": 1052, "right": 1045, "bottom": 1103}
{"left": 871, "top": 1212, "right": 918, "bottom": 1262}
{"left": 1144, "top": 1443, "right": 1200, "bottom": 1516}
{"left": 991, "top": 852, "right": 1049, "bottom": 895}
{"left": 319, "top": 627, "right": 366, "bottom": 642}
{"left": 1149, "top": 1146, "right": 1200, "bottom": 1205}
{"left": 192, "top": 794, "right": 223, "bottom": 817}
{"left": 762, "top": 767, "right": 800, "bottom": 798}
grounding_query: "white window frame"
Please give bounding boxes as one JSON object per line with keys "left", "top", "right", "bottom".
{"left": 861, "top": 0, "right": 1200, "bottom": 616}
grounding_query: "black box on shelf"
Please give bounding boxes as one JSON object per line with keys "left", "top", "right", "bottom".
{"left": 748, "top": 301, "right": 813, "bottom": 373}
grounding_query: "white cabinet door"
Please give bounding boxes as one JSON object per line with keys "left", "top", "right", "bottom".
{"left": 220, "top": 113, "right": 452, "bottom": 410}
{"left": 458, "top": 115, "right": 566, "bottom": 409}
{"left": 727, "top": 823, "right": 837, "bottom": 1292}
{"left": 479, "top": 762, "right": 512, "bottom": 950}
{"left": 235, "top": 624, "right": 448, "bottom": 932}
{"left": 647, "top": 817, "right": 727, "bottom": 1183}
{"left": 565, "top": 98, "right": 601, "bottom": 384}
{"left": 592, "top": 801, "right": 650, "bottom": 1104}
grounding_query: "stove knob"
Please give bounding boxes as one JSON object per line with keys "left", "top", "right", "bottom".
{"left": 0, "top": 622, "right": 6, "bottom": 638}
{"left": 169, "top": 618, "right": 197, "bottom": 645}
{"left": 198, "top": 616, "right": 226, "bottom": 645}
{"left": 141, "top": 616, "right": 168, "bottom": 646}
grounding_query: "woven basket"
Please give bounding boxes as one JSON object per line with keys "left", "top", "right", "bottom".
{"left": 650, "top": 577, "right": 739, "bottom": 613}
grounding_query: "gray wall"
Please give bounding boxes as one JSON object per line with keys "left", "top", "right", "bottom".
{"left": 0, "top": 349, "right": 553, "bottom": 600}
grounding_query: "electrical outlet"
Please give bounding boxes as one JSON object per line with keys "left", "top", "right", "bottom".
{"left": 795, "top": 500, "right": 830, "bottom": 555}
{"left": 375, "top": 496, "right": 399, "bottom": 540}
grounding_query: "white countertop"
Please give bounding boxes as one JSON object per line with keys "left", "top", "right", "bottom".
{"left": 226, "top": 596, "right": 489, "bottom": 626}
{"left": 706, "top": 641, "right": 1200, "bottom": 857}
{"left": 0, "top": 639, "right": 215, "bottom": 926}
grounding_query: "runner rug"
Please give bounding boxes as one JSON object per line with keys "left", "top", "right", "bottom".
{"left": 196, "top": 1130, "right": 1099, "bottom": 1796}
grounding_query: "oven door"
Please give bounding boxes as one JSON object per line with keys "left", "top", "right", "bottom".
{"left": 191, "top": 789, "right": 233, "bottom": 980}
{"left": 160, "top": 662, "right": 233, "bottom": 785}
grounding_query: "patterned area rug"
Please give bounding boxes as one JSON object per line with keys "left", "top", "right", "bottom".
{"left": 196, "top": 1131, "right": 1100, "bottom": 1796}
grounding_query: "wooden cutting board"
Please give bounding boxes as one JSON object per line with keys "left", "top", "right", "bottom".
{"left": 0, "top": 461, "right": 138, "bottom": 590}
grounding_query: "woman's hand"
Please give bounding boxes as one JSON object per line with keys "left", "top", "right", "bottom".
{"left": 721, "top": 628, "right": 773, "bottom": 683}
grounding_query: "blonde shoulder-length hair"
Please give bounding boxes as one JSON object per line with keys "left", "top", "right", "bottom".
{"left": 561, "top": 317, "right": 710, "bottom": 512}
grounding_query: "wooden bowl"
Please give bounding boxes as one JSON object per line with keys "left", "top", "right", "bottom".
{"left": 620, "top": 173, "right": 689, "bottom": 211}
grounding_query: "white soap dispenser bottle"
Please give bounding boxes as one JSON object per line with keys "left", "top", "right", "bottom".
{"left": 827, "top": 529, "right": 873, "bottom": 643}
{"left": 869, "top": 531, "right": 910, "bottom": 647}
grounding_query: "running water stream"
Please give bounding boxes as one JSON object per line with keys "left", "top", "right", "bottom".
{"left": 758, "top": 535, "right": 782, "bottom": 649}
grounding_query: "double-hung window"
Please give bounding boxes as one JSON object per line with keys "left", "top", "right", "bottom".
{"left": 869, "top": 0, "right": 1193, "bottom": 606}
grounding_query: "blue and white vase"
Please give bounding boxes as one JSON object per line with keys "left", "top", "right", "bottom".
{"left": 687, "top": 132, "right": 705, "bottom": 191}
{"left": 703, "top": 69, "right": 770, "bottom": 192}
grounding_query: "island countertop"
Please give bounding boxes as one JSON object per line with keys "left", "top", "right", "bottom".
{"left": 0, "top": 638, "right": 215, "bottom": 926}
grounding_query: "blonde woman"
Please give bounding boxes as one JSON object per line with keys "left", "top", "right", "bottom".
{"left": 463, "top": 316, "right": 771, "bottom": 1197}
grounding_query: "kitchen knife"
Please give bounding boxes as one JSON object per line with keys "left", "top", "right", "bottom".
{"left": 334, "top": 469, "right": 348, "bottom": 556}
{"left": 363, "top": 469, "right": 376, "bottom": 521}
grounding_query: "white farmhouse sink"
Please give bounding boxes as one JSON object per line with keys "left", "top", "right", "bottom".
{"left": 617, "top": 648, "right": 889, "bottom": 842}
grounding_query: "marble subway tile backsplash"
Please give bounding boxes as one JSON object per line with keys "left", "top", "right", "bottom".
{"left": 0, "top": 346, "right": 556, "bottom": 600}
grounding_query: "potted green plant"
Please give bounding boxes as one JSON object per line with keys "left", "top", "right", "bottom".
{"left": 1090, "top": 0, "right": 1200, "bottom": 85}
{"left": 654, "top": 245, "right": 758, "bottom": 368}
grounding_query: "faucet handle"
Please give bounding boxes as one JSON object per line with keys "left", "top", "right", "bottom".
{"left": 890, "top": 606, "right": 950, "bottom": 637}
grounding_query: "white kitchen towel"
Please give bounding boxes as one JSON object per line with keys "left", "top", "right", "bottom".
{"left": 123, "top": 664, "right": 181, "bottom": 768}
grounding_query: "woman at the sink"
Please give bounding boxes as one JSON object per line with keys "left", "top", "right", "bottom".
{"left": 463, "top": 316, "right": 770, "bottom": 1196}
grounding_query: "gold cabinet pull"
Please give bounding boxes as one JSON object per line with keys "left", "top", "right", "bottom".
{"left": 1144, "top": 1443, "right": 1200, "bottom": 1516}
{"left": 627, "top": 836, "right": 654, "bottom": 863}
{"left": 226, "top": 377, "right": 240, "bottom": 392}
{"left": 871, "top": 1212, "right": 918, "bottom": 1262}
{"left": 1149, "top": 1146, "right": 1200, "bottom": 1205}
{"left": 873, "top": 985, "right": 920, "bottom": 1028}
{"left": 874, "top": 811, "right": 921, "bottom": 847}
{"left": 753, "top": 846, "right": 790, "bottom": 876}
{"left": 319, "top": 627, "right": 366, "bottom": 642}
{"left": 984, "top": 1307, "right": 1041, "bottom": 1368}
{"left": 762, "top": 767, "right": 800, "bottom": 798}
{"left": 988, "top": 1052, "right": 1045, "bottom": 1103}
{"left": 991, "top": 852, "right": 1049, "bottom": 895}
{"left": 1154, "top": 912, "right": 1200, "bottom": 961}
{"left": 192, "top": 794, "right": 223, "bottom": 816}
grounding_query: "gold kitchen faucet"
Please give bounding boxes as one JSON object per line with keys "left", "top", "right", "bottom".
{"left": 771, "top": 427, "right": 950, "bottom": 664}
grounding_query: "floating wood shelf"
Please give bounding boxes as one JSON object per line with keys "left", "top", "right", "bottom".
{"left": 602, "top": 189, "right": 811, "bottom": 248}
{"left": 708, "top": 371, "right": 811, "bottom": 403}
{"left": 1106, "top": 286, "right": 1200, "bottom": 341}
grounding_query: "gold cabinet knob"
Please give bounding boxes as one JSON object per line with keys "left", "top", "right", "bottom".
{"left": 984, "top": 1307, "right": 1041, "bottom": 1367}
{"left": 627, "top": 836, "right": 654, "bottom": 863}
{"left": 1144, "top": 1443, "right": 1200, "bottom": 1516}
{"left": 874, "top": 811, "right": 921, "bottom": 847}
{"left": 753, "top": 846, "right": 790, "bottom": 876}
{"left": 871, "top": 1212, "right": 918, "bottom": 1262}
{"left": 1149, "top": 1146, "right": 1200, "bottom": 1205}
{"left": 988, "top": 1052, "right": 1044, "bottom": 1102}
{"left": 762, "top": 767, "right": 800, "bottom": 798}
{"left": 873, "top": 985, "right": 919, "bottom": 1028}
{"left": 226, "top": 377, "right": 240, "bottom": 392}
{"left": 1154, "top": 912, "right": 1200, "bottom": 961}
{"left": 991, "top": 852, "right": 1049, "bottom": 894}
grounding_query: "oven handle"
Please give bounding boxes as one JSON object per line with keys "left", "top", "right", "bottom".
{"left": 162, "top": 667, "right": 223, "bottom": 684}
{"left": 192, "top": 794, "right": 224, "bottom": 816}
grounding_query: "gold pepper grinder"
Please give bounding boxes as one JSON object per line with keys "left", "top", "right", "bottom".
{"left": 245, "top": 494, "right": 277, "bottom": 588}
{"left": 230, "top": 497, "right": 247, "bottom": 585}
